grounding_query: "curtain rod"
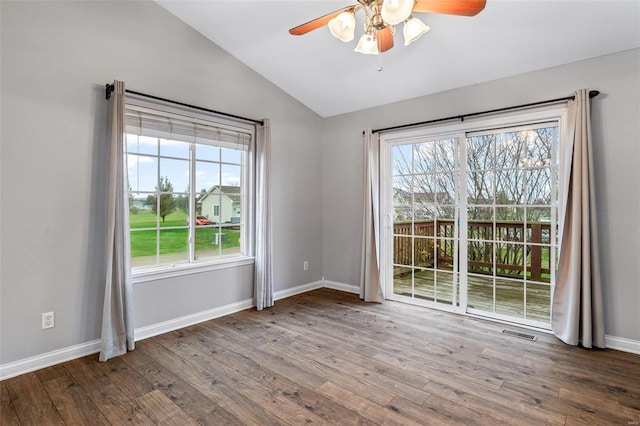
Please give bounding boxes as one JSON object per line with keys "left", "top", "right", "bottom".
{"left": 371, "top": 90, "right": 600, "bottom": 134}
{"left": 105, "top": 84, "right": 264, "bottom": 126}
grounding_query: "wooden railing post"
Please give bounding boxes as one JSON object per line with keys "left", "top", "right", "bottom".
{"left": 530, "top": 223, "right": 542, "bottom": 281}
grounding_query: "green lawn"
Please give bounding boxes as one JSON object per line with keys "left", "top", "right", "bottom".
{"left": 129, "top": 210, "right": 240, "bottom": 258}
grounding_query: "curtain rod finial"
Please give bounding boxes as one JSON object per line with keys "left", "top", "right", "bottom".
{"left": 589, "top": 90, "right": 600, "bottom": 98}
{"left": 105, "top": 83, "right": 114, "bottom": 100}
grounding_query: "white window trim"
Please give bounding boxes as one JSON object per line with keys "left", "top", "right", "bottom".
{"left": 125, "top": 94, "right": 257, "bottom": 280}
{"left": 131, "top": 256, "right": 255, "bottom": 284}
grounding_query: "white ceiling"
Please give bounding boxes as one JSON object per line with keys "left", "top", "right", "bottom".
{"left": 157, "top": 0, "right": 640, "bottom": 118}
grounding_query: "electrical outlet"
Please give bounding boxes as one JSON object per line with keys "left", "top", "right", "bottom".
{"left": 42, "top": 312, "right": 54, "bottom": 329}
{"left": 303, "top": 261, "right": 309, "bottom": 271}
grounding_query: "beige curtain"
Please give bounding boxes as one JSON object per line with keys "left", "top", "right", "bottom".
{"left": 360, "top": 129, "right": 384, "bottom": 302}
{"left": 255, "top": 119, "right": 273, "bottom": 310}
{"left": 552, "top": 89, "right": 605, "bottom": 348}
{"left": 100, "top": 81, "right": 135, "bottom": 361}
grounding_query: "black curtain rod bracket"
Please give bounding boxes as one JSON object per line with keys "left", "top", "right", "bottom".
{"left": 105, "top": 83, "right": 263, "bottom": 126}
{"left": 372, "top": 90, "right": 599, "bottom": 134}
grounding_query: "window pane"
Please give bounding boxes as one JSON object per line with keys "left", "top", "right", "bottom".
{"left": 468, "top": 206, "right": 494, "bottom": 222}
{"left": 467, "top": 171, "right": 494, "bottom": 204}
{"left": 467, "top": 135, "right": 494, "bottom": 171}
{"left": 129, "top": 197, "right": 157, "bottom": 229}
{"left": 393, "top": 236, "right": 412, "bottom": 267}
{"left": 414, "top": 269, "right": 435, "bottom": 301}
{"left": 527, "top": 283, "right": 551, "bottom": 322}
{"left": 413, "top": 174, "right": 436, "bottom": 205}
{"left": 160, "top": 139, "right": 190, "bottom": 159}
{"left": 392, "top": 145, "right": 412, "bottom": 176}
{"left": 526, "top": 168, "right": 552, "bottom": 205}
{"left": 436, "top": 173, "right": 457, "bottom": 204}
{"left": 220, "top": 225, "right": 242, "bottom": 256}
{"left": 130, "top": 230, "right": 157, "bottom": 268}
{"left": 393, "top": 267, "right": 413, "bottom": 297}
{"left": 127, "top": 134, "right": 157, "bottom": 155}
{"left": 159, "top": 229, "right": 188, "bottom": 264}
{"left": 435, "top": 239, "right": 455, "bottom": 270}
{"left": 414, "top": 237, "right": 434, "bottom": 268}
{"left": 414, "top": 142, "right": 436, "bottom": 174}
{"left": 196, "top": 144, "right": 219, "bottom": 162}
{"left": 129, "top": 192, "right": 153, "bottom": 221}
{"left": 495, "top": 169, "right": 524, "bottom": 205}
{"left": 495, "top": 278, "right": 524, "bottom": 318}
{"left": 496, "top": 132, "right": 524, "bottom": 169}
{"left": 435, "top": 271, "right": 454, "bottom": 304}
{"left": 496, "top": 242, "right": 524, "bottom": 279}
{"left": 220, "top": 187, "right": 242, "bottom": 225}
{"left": 468, "top": 241, "right": 493, "bottom": 275}
{"left": 221, "top": 164, "right": 242, "bottom": 187}
{"left": 435, "top": 139, "right": 457, "bottom": 173}
{"left": 159, "top": 202, "right": 186, "bottom": 228}
{"left": 160, "top": 158, "right": 189, "bottom": 193}
{"left": 221, "top": 147, "right": 242, "bottom": 164}
{"left": 128, "top": 154, "right": 157, "bottom": 193}
{"left": 196, "top": 161, "right": 220, "bottom": 194}
{"left": 467, "top": 276, "right": 493, "bottom": 311}
{"left": 194, "top": 226, "right": 218, "bottom": 260}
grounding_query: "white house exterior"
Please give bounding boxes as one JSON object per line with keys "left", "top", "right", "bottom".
{"left": 198, "top": 186, "right": 241, "bottom": 224}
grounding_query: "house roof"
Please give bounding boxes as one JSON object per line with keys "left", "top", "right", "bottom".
{"left": 198, "top": 185, "right": 241, "bottom": 205}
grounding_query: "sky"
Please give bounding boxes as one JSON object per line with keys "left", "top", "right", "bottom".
{"left": 126, "top": 134, "right": 243, "bottom": 197}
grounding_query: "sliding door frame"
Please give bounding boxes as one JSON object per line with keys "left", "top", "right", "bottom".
{"left": 380, "top": 105, "right": 569, "bottom": 327}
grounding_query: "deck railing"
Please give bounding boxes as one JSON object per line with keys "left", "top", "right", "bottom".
{"left": 393, "top": 219, "right": 552, "bottom": 282}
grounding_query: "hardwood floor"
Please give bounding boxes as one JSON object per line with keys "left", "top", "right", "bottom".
{"left": 2, "top": 288, "right": 639, "bottom": 425}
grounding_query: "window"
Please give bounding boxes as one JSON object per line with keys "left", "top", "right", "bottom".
{"left": 125, "top": 101, "right": 255, "bottom": 278}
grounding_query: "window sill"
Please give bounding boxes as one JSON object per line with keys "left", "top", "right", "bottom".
{"left": 131, "top": 256, "right": 255, "bottom": 284}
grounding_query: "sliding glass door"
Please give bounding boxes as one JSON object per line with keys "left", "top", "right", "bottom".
{"left": 390, "top": 136, "right": 462, "bottom": 311}
{"left": 465, "top": 125, "right": 558, "bottom": 327}
{"left": 382, "top": 114, "right": 561, "bottom": 329}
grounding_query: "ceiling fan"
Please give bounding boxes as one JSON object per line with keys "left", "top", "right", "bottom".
{"left": 289, "top": 0, "right": 486, "bottom": 54}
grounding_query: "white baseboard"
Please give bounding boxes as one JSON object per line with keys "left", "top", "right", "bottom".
{"left": 0, "top": 339, "right": 102, "bottom": 381}
{"left": 8, "top": 280, "right": 634, "bottom": 382}
{"left": 274, "top": 280, "right": 324, "bottom": 300}
{"left": 134, "top": 298, "right": 255, "bottom": 342}
{"left": 0, "top": 280, "right": 323, "bottom": 381}
{"left": 605, "top": 335, "right": 640, "bottom": 355}
{"left": 323, "top": 280, "right": 360, "bottom": 294}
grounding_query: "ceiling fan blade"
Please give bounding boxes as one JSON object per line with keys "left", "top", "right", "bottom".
{"left": 377, "top": 27, "right": 394, "bottom": 53}
{"left": 413, "top": 0, "right": 487, "bottom": 16}
{"left": 289, "top": 6, "right": 355, "bottom": 35}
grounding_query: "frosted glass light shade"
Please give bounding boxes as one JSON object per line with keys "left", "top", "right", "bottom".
{"left": 328, "top": 11, "right": 356, "bottom": 42}
{"left": 354, "top": 33, "right": 379, "bottom": 54}
{"left": 381, "top": 0, "right": 414, "bottom": 26}
{"left": 403, "top": 17, "right": 429, "bottom": 45}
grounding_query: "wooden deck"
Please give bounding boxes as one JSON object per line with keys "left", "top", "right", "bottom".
{"left": 3, "top": 289, "right": 639, "bottom": 425}
{"left": 393, "top": 269, "right": 551, "bottom": 323}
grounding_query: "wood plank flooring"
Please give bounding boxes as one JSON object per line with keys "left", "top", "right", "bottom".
{"left": 2, "top": 288, "right": 639, "bottom": 425}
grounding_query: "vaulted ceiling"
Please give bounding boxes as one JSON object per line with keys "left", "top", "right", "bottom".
{"left": 157, "top": 1, "right": 640, "bottom": 118}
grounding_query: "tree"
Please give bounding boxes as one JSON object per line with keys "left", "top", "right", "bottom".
{"left": 149, "top": 176, "right": 176, "bottom": 222}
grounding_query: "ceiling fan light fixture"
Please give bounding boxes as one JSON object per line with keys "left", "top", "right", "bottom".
{"left": 328, "top": 11, "right": 356, "bottom": 42}
{"left": 354, "top": 33, "right": 379, "bottom": 54}
{"left": 403, "top": 16, "right": 429, "bottom": 46}
{"left": 380, "top": 0, "right": 414, "bottom": 26}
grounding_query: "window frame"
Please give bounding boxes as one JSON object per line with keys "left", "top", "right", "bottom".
{"left": 124, "top": 95, "right": 256, "bottom": 284}
{"left": 380, "top": 105, "right": 569, "bottom": 329}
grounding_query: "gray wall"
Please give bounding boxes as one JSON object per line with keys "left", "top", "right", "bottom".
{"left": 323, "top": 48, "right": 640, "bottom": 341}
{"left": 1, "top": 0, "right": 638, "bottom": 367}
{"left": 0, "top": 1, "right": 324, "bottom": 364}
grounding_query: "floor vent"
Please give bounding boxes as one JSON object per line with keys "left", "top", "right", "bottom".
{"left": 502, "top": 329, "right": 537, "bottom": 341}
